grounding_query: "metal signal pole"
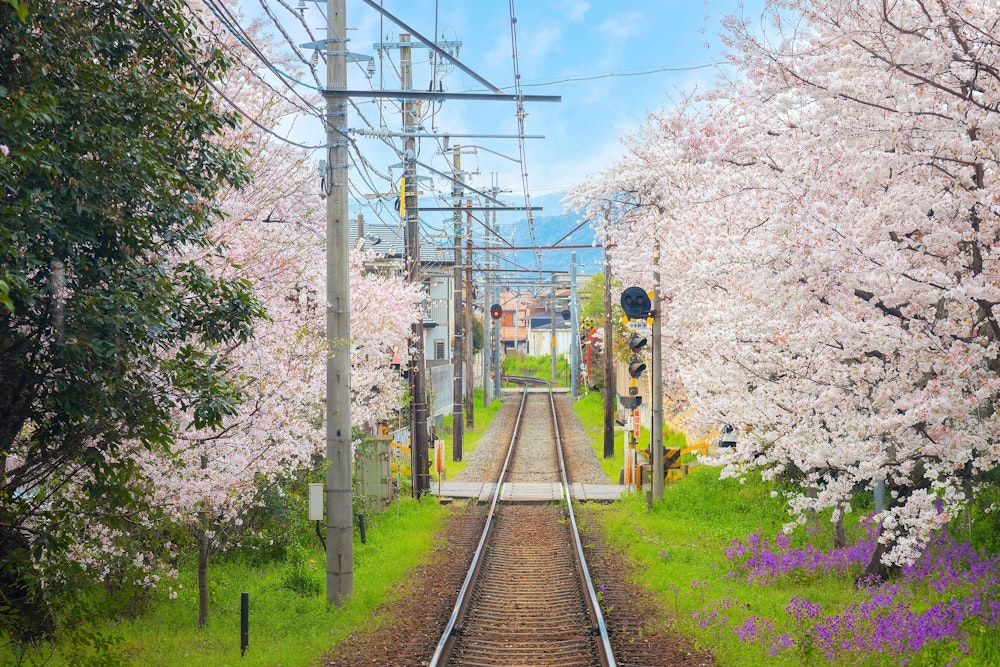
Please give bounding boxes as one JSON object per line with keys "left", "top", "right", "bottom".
{"left": 570, "top": 252, "right": 579, "bottom": 398}
{"left": 652, "top": 249, "right": 664, "bottom": 501}
{"left": 325, "top": 0, "right": 353, "bottom": 604}
{"left": 602, "top": 249, "right": 615, "bottom": 458}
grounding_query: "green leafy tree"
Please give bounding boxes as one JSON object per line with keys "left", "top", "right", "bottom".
{"left": 0, "top": 0, "right": 263, "bottom": 641}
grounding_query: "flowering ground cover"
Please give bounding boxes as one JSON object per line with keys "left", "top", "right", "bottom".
{"left": 589, "top": 467, "right": 1000, "bottom": 667}
{"left": 721, "top": 531, "right": 1000, "bottom": 664}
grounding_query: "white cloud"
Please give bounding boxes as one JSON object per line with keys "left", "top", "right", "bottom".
{"left": 556, "top": 0, "right": 590, "bottom": 23}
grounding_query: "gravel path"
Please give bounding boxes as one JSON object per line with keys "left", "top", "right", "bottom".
{"left": 319, "top": 389, "right": 714, "bottom": 667}
{"left": 453, "top": 393, "right": 611, "bottom": 485}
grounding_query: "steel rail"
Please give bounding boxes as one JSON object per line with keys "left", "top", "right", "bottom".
{"left": 428, "top": 376, "right": 616, "bottom": 667}
{"left": 548, "top": 387, "right": 616, "bottom": 667}
{"left": 426, "top": 379, "right": 530, "bottom": 666}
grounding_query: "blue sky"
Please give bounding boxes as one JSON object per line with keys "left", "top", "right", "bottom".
{"left": 286, "top": 1, "right": 765, "bottom": 198}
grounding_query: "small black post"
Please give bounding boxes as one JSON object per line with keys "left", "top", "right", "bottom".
{"left": 358, "top": 513, "right": 367, "bottom": 545}
{"left": 240, "top": 592, "right": 249, "bottom": 657}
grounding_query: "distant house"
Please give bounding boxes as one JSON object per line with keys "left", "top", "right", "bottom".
{"left": 349, "top": 214, "right": 456, "bottom": 420}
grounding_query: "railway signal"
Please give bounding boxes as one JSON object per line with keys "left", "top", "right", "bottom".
{"left": 490, "top": 303, "right": 503, "bottom": 320}
{"left": 628, "top": 359, "right": 647, "bottom": 378}
{"left": 620, "top": 285, "right": 652, "bottom": 320}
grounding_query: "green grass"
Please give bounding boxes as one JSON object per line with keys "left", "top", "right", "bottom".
{"left": 3, "top": 496, "right": 448, "bottom": 667}
{"left": 436, "top": 387, "right": 503, "bottom": 479}
{"left": 504, "top": 353, "right": 571, "bottom": 384}
{"left": 585, "top": 469, "right": 876, "bottom": 666}
{"left": 572, "top": 387, "right": 997, "bottom": 666}
{"left": 571, "top": 389, "right": 690, "bottom": 483}
{"left": 570, "top": 388, "right": 871, "bottom": 665}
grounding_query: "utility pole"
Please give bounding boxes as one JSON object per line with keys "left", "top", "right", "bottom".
{"left": 493, "top": 282, "right": 502, "bottom": 398}
{"left": 602, "top": 250, "right": 615, "bottom": 458}
{"left": 464, "top": 200, "right": 475, "bottom": 428}
{"left": 514, "top": 292, "right": 520, "bottom": 353}
{"left": 570, "top": 252, "right": 579, "bottom": 398}
{"left": 325, "top": 0, "right": 353, "bottom": 604}
{"left": 401, "top": 34, "right": 429, "bottom": 497}
{"left": 550, "top": 276, "right": 557, "bottom": 380}
{"left": 652, "top": 240, "right": 664, "bottom": 501}
{"left": 482, "top": 202, "right": 493, "bottom": 405}
{"left": 451, "top": 145, "right": 464, "bottom": 461}
{"left": 492, "top": 204, "right": 502, "bottom": 399}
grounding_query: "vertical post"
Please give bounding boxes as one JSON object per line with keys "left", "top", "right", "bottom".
{"left": 464, "top": 201, "right": 475, "bottom": 427}
{"left": 570, "top": 253, "right": 579, "bottom": 398}
{"left": 652, "top": 245, "right": 664, "bottom": 501}
{"left": 401, "top": 34, "right": 429, "bottom": 498}
{"left": 514, "top": 292, "right": 520, "bottom": 353}
{"left": 325, "top": 0, "right": 353, "bottom": 604}
{"left": 491, "top": 202, "right": 501, "bottom": 399}
{"left": 452, "top": 145, "right": 464, "bottom": 461}
{"left": 482, "top": 202, "right": 493, "bottom": 404}
{"left": 550, "top": 277, "right": 557, "bottom": 380}
{"left": 602, "top": 249, "right": 615, "bottom": 458}
{"left": 240, "top": 592, "right": 249, "bottom": 656}
{"left": 493, "top": 283, "right": 502, "bottom": 397}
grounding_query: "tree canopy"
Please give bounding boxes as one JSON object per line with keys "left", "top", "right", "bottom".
{"left": 573, "top": 0, "right": 1000, "bottom": 577}
{"left": 0, "top": 0, "right": 263, "bottom": 639}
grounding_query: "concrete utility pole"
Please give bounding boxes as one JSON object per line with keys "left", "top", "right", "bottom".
{"left": 401, "top": 34, "right": 429, "bottom": 497}
{"left": 451, "top": 145, "right": 464, "bottom": 461}
{"left": 602, "top": 251, "right": 615, "bottom": 459}
{"left": 325, "top": 0, "right": 353, "bottom": 604}
{"left": 652, "top": 244, "right": 664, "bottom": 501}
{"left": 570, "top": 253, "right": 579, "bottom": 398}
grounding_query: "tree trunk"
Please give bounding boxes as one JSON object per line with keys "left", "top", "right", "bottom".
{"left": 198, "top": 510, "right": 209, "bottom": 628}
{"left": 805, "top": 485, "right": 820, "bottom": 533}
{"left": 197, "top": 452, "right": 210, "bottom": 629}
{"left": 860, "top": 533, "right": 899, "bottom": 585}
{"left": 833, "top": 508, "right": 847, "bottom": 549}
{"left": 0, "top": 531, "right": 57, "bottom": 643}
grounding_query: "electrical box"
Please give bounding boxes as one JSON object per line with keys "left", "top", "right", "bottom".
{"left": 308, "top": 483, "right": 323, "bottom": 521}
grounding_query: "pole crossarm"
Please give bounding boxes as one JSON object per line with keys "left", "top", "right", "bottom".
{"left": 418, "top": 206, "right": 542, "bottom": 212}
{"left": 414, "top": 159, "right": 507, "bottom": 206}
{"left": 327, "top": 90, "right": 560, "bottom": 103}
{"left": 360, "top": 0, "right": 509, "bottom": 96}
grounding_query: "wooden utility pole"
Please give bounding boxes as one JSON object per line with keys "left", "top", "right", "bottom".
{"left": 401, "top": 34, "right": 429, "bottom": 497}
{"left": 325, "top": 0, "right": 353, "bottom": 603}
{"left": 464, "top": 202, "right": 475, "bottom": 429}
{"left": 451, "top": 145, "right": 464, "bottom": 461}
{"left": 482, "top": 202, "right": 493, "bottom": 405}
{"left": 550, "top": 276, "right": 557, "bottom": 380}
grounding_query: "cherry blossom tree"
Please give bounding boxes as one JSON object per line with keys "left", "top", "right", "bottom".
{"left": 4, "top": 0, "right": 423, "bottom": 632}
{"left": 573, "top": 0, "right": 1000, "bottom": 577}
{"left": 131, "top": 4, "right": 423, "bottom": 626}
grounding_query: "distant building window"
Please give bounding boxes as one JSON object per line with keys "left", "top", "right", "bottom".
{"left": 435, "top": 340, "right": 446, "bottom": 360}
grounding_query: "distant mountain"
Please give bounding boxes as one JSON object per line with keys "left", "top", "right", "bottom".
{"left": 492, "top": 192, "right": 603, "bottom": 277}
{"left": 350, "top": 190, "right": 603, "bottom": 279}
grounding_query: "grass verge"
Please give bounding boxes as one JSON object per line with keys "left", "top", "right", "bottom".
{"left": 2, "top": 496, "right": 448, "bottom": 667}
{"left": 436, "top": 387, "right": 503, "bottom": 479}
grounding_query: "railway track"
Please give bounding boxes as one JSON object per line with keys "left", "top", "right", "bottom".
{"left": 428, "top": 376, "right": 616, "bottom": 667}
